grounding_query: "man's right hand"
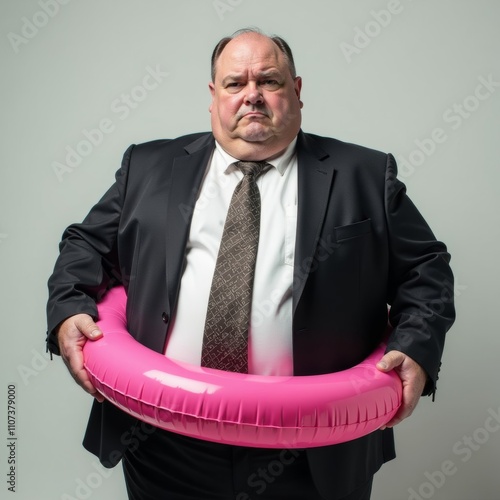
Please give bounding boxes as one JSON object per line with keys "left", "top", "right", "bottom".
{"left": 57, "top": 314, "right": 105, "bottom": 402}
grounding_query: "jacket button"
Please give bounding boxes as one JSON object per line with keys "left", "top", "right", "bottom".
{"left": 162, "top": 312, "right": 169, "bottom": 324}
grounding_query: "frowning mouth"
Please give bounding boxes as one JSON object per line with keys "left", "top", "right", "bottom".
{"left": 242, "top": 111, "right": 268, "bottom": 119}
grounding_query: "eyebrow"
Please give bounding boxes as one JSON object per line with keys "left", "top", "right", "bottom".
{"left": 221, "top": 70, "right": 282, "bottom": 86}
{"left": 221, "top": 74, "right": 244, "bottom": 86}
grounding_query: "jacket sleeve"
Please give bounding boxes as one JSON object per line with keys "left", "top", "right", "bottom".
{"left": 45, "top": 145, "right": 134, "bottom": 356}
{"left": 384, "top": 153, "right": 455, "bottom": 396}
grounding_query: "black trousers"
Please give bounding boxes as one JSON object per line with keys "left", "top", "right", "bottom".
{"left": 122, "top": 427, "right": 373, "bottom": 500}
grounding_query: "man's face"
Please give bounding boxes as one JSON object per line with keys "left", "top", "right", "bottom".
{"left": 209, "top": 33, "right": 303, "bottom": 160}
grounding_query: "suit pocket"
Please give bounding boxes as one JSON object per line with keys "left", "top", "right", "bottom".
{"left": 334, "top": 218, "right": 371, "bottom": 242}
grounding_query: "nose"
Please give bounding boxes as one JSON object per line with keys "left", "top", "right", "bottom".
{"left": 244, "top": 82, "right": 263, "bottom": 105}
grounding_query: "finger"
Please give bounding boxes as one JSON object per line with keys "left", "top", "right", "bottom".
{"left": 378, "top": 354, "right": 427, "bottom": 429}
{"left": 58, "top": 315, "right": 104, "bottom": 401}
{"left": 62, "top": 343, "right": 105, "bottom": 402}
{"left": 61, "top": 341, "right": 105, "bottom": 402}
{"left": 381, "top": 386, "right": 419, "bottom": 429}
{"left": 376, "top": 350, "right": 405, "bottom": 372}
{"left": 376, "top": 351, "right": 405, "bottom": 428}
{"left": 73, "top": 316, "right": 103, "bottom": 341}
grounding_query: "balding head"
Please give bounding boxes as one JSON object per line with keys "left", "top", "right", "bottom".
{"left": 211, "top": 28, "right": 297, "bottom": 81}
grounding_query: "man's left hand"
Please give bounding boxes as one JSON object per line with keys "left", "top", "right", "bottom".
{"left": 376, "top": 351, "right": 428, "bottom": 429}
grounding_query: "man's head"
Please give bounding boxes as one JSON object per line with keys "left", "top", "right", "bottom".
{"left": 209, "top": 28, "right": 303, "bottom": 161}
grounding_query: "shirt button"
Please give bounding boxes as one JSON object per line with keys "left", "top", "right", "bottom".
{"left": 162, "top": 312, "right": 169, "bottom": 324}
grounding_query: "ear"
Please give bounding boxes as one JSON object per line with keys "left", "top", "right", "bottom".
{"left": 294, "top": 77, "right": 303, "bottom": 108}
{"left": 208, "top": 82, "right": 215, "bottom": 112}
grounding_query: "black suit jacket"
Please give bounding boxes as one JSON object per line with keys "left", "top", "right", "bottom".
{"left": 47, "top": 131, "right": 455, "bottom": 498}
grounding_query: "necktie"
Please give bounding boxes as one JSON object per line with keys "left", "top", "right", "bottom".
{"left": 201, "top": 161, "right": 271, "bottom": 372}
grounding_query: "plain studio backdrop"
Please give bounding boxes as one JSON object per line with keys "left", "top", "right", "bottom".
{"left": 1, "top": 1, "right": 499, "bottom": 499}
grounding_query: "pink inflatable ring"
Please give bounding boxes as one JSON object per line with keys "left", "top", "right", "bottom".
{"left": 83, "top": 286, "right": 402, "bottom": 448}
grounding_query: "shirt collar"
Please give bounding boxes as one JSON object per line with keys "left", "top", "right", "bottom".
{"left": 214, "top": 137, "right": 298, "bottom": 177}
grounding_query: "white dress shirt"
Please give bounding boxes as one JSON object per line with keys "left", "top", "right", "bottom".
{"left": 164, "top": 138, "right": 298, "bottom": 375}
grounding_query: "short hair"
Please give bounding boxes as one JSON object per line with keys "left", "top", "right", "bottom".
{"left": 210, "top": 28, "right": 297, "bottom": 82}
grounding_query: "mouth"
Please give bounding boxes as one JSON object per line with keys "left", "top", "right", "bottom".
{"left": 239, "top": 109, "right": 269, "bottom": 121}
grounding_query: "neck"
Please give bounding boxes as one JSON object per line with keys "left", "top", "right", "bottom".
{"left": 216, "top": 137, "right": 296, "bottom": 162}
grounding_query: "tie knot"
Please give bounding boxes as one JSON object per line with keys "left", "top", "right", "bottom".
{"left": 234, "top": 161, "right": 271, "bottom": 179}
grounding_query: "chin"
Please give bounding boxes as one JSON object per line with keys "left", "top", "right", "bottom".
{"left": 239, "top": 127, "right": 273, "bottom": 143}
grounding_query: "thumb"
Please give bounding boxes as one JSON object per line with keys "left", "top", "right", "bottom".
{"left": 75, "top": 315, "right": 103, "bottom": 341}
{"left": 376, "top": 350, "right": 405, "bottom": 372}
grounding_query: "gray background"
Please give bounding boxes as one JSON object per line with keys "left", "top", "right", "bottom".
{"left": 1, "top": 0, "right": 499, "bottom": 499}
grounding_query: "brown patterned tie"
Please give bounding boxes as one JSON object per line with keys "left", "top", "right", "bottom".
{"left": 201, "top": 161, "right": 271, "bottom": 372}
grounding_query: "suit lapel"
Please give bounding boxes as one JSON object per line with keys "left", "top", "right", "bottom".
{"left": 293, "top": 132, "right": 336, "bottom": 315}
{"left": 166, "top": 134, "right": 215, "bottom": 309}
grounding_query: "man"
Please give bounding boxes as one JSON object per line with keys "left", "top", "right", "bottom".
{"left": 46, "top": 29, "right": 455, "bottom": 499}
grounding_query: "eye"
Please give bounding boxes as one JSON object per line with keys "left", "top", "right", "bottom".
{"left": 225, "top": 82, "right": 244, "bottom": 92}
{"left": 260, "top": 79, "right": 281, "bottom": 89}
{"left": 226, "top": 81, "right": 245, "bottom": 87}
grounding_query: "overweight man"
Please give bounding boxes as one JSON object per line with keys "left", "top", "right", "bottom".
{"left": 47, "top": 28, "right": 455, "bottom": 500}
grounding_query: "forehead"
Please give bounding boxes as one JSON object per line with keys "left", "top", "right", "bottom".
{"left": 216, "top": 34, "right": 287, "bottom": 77}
